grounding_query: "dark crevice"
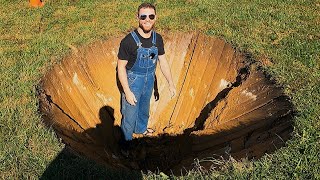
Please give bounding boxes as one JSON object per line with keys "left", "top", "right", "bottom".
{"left": 44, "top": 93, "right": 86, "bottom": 131}
{"left": 184, "top": 63, "right": 252, "bottom": 134}
{"left": 37, "top": 88, "right": 89, "bottom": 145}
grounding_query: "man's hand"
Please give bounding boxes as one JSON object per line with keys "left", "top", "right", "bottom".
{"left": 154, "top": 90, "right": 159, "bottom": 101}
{"left": 118, "top": 59, "right": 137, "bottom": 105}
{"left": 125, "top": 90, "right": 137, "bottom": 106}
{"left": 158, "top": 55, "right": 176, "bottom": 99}
{"left": 169, "top": 84, "right": 176, "bottom": 98}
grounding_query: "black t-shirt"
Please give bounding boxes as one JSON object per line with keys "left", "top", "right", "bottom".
{"left": 118, "top": 29, "right": 165, "bottom": 70}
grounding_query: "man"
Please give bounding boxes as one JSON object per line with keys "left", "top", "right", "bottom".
{"left": 117, "top": 3, "right": 176, "bottom": 142}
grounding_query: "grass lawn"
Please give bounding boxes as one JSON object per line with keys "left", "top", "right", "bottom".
{"left": 0, "top": 0, "right": 319, "bottom": 179}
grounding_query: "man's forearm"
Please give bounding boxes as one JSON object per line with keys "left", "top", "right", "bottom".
{"left": 159, "top": 55, "right": 174, "bottom": 86}
{"left": 117, "top": 59, "right": 137, "bottom": 105}
{"left": 117, "top": 63, "right": 130, "bottom": 94}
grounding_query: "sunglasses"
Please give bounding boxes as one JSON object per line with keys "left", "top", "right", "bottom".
{"left": 139, "top": 14, "right": 156, "bottom": 20}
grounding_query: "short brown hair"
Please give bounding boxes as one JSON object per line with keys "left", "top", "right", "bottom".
{"left": 138, "top": 2, "right": 156, "bottom": 14}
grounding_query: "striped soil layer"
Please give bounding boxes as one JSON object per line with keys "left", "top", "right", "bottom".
{"left": 37, "top": 32, "right": 294, "bottom": 173}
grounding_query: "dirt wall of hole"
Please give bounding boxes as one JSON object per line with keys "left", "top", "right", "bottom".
{"left": 38, "top": 32, "right": 294, "bottom": 172}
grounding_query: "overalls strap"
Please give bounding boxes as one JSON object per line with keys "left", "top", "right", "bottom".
{"left": 152, "top": 31, "right": 156, "bottom": 45}
{"left": 130, "top": 31, "right": 142, "bottom": 47}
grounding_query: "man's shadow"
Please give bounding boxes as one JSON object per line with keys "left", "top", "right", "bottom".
{"left": 40, "top": 67, "right": 160, "bottom": 179}
{"left": 40, "top": 105, "right": 143, "bottom": 180}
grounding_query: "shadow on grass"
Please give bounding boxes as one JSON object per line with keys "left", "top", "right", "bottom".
{"left": 40, "top": 147, "right": 142, "bottom": 180}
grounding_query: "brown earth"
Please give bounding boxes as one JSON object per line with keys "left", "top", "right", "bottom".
{"left": 37, "top": 32, "right": 294, "bottom": 174}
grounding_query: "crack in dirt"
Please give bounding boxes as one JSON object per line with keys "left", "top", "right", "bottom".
{"left": 184, "top": 64, "right": 251, "bottom": 134}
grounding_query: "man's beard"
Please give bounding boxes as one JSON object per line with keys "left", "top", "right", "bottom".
{"left": 139, "top": 23, "right": 154, "bottom": 33}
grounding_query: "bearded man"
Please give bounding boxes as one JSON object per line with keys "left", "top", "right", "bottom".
{"left": 117, "top": 2, "right": 176, "bottom": 142}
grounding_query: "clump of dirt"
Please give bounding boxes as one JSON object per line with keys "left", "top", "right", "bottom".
{"left": 37, "top": 32, "right": 294, "bottom": 174}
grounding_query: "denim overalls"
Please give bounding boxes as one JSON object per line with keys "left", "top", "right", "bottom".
{"left": 121, "top": 31, "right": 158, "bottom": 141}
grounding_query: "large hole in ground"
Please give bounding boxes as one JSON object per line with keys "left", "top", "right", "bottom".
{"left": 37, "top": 32, "right": 294, "bottom": 173}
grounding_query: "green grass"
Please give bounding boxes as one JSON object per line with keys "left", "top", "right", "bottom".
{"left": 1, "top": 0, "right": 319, "bottom": 179}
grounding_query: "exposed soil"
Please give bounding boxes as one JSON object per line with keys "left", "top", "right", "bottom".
{"left": 37, "top": 32, "right": 294, "bottom": 174}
